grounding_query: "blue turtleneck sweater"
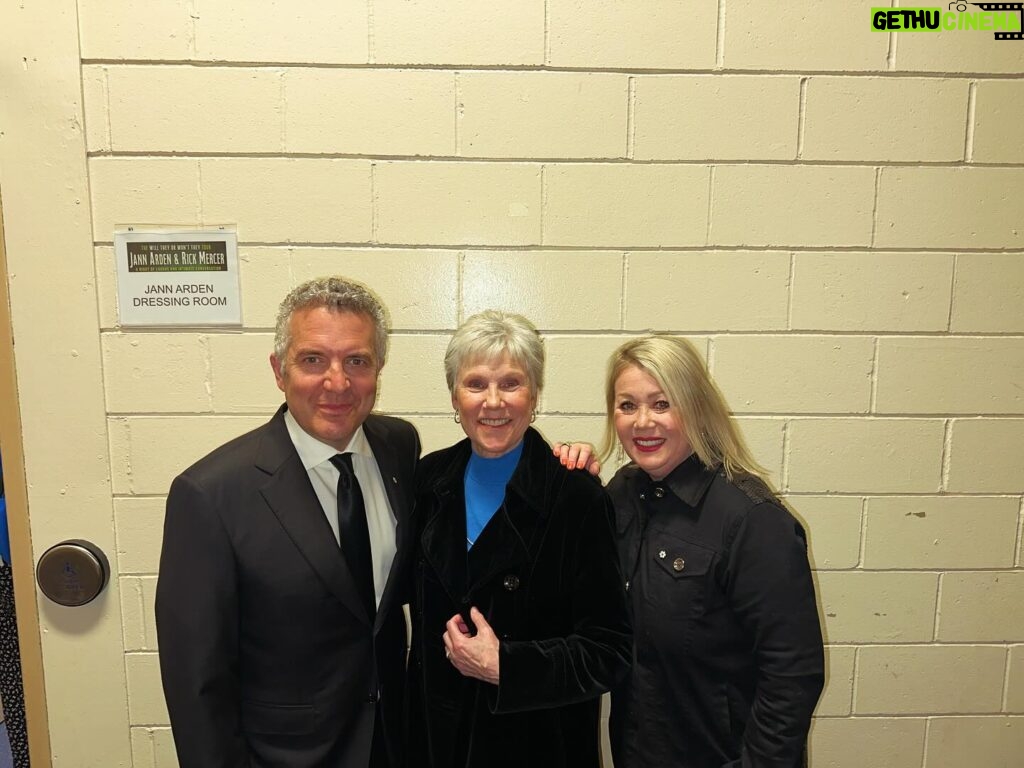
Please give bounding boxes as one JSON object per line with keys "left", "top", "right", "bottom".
{"left": 464, "top": 441, "right": 523, "bottom": 549}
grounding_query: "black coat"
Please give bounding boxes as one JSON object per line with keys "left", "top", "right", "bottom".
{"left": 608, "top": 455, "right": 824, "bottom": 768}
{"left": 156, "top": 407, "right": 420, "bottom": 768}
{"left": 406, "top": 427, "right": 631, "bottom": 768}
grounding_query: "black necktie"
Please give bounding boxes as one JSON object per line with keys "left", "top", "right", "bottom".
{"left": 330, "top": 453, "right": 376, "bottom": 620}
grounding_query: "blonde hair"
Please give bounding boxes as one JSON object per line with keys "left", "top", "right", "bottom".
{"left": 599, "top": 336, "right": 767, "bottom": 482}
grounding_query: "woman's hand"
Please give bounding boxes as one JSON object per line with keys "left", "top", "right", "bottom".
{"left": 443, "top": 607, "right": 500, "bottom": 685}
{"left": 553, "top": 442, "right": 601, "bottom": 476}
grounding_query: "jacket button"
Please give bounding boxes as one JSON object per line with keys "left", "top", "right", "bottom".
{"left": 673, "top": 557, "right": 685, "bottom": 572}
{"left": 653, "top": 487, "right": 665, "bottom": 498}
{"left": 503, "top": 574, "right": 520, "bottom": 591}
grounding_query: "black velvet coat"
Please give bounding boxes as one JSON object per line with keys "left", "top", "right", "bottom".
{"left": 406, "top": 428, "right": 631, "bottom": 768}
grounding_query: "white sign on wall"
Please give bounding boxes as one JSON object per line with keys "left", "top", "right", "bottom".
{"left": 114, "top": 226, "right": 242, "bottom": 327}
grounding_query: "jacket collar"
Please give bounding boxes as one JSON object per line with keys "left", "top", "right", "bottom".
{"left": 427, "top": 427, "right": 549, "bottom": 515}
{"left": 615, "top": 452, "right": 718, "bottom": 533}
{"left": 422, "top": 427, "right": 552, "bottom": 598}
{"left": 661, "top": 452, "right": 718, "bottom": 507}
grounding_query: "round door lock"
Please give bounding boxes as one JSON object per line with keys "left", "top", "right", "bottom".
{"left": 36, "top": 540, "right": 110, "bottom": 607}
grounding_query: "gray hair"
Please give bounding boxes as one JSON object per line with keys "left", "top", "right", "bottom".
{"left": 444, "top": 310, "right": 545, "bottom": 395}
{"left": 274, "top": 276, "right": 390, "bottom": 369}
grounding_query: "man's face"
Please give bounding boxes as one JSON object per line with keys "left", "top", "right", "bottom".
{"left": 270, "top": 306, "right": 381, "bottom": 451}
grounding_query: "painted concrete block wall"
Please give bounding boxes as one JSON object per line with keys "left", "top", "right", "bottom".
{"left": 40, "top": 0, "right": 1024, "bottom": 764}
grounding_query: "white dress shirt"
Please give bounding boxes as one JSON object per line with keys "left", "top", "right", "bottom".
{"left": 284, "top": 410, "right": 398, "bottom": 609}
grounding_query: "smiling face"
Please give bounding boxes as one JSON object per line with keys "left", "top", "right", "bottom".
{"left": 452, "top": 353, "right": 536, "bottom": 459}
{"left": 613, "top": 364, "right": 693, "bottom": 481}
{"left": 270, "top": 306, "right": 381, "bottom": 451}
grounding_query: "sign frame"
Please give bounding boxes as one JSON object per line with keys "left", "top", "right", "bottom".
{"left": 114, "top": 226, "right": 242, "bottom": 327}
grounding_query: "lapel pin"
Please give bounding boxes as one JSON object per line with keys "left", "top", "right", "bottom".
{"left": 392, "top": 476, "right": 398, "bottom": 484}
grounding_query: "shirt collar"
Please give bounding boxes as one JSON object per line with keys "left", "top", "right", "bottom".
{"left": 656, "top": 452, "right": 718, "bottom": 508}
{"left": 283, "top": 408, "right": 372, "bottom": 470}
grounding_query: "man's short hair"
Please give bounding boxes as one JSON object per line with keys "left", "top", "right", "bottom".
{"left": 274, "top": 276, "right": 390, "bottom": 370}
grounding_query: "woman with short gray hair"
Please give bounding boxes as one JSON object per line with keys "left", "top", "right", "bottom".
{"left": 405, "top": 310, "right": 631, "bottom": 768}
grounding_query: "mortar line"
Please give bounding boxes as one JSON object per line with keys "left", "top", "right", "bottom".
{"left": 1014, "top": 496, "right": 1024, "bottom": 568}
{"left": 886, "top": 28, "right": 898, "bottom": 71}
{"left": 369, "top": 162, "right": 378, "bottom": 244}
{"left": 715, "top": 0, "right": 727, "bottom": 69}
{"left": 946, "top": 254, "right": 959, "bottom": 332}
{"left": 870, "top": 166, "right": 882, "bottom": 248}
{"left": 797, "top": 77, "right": 809, "bottom": 160}
{"left": 704, "top": 166, "right": 715, "bottom": 246}
{"left": 454, "top": 71, "right": 462, "bottom": 157}
{"left": 857, "top": 497, "right": 869, "bottom": 568}
{"left": 964, "top": 80, "right": 978, "bottom": 163}
{"left": 869, "top": 337, "right": 880, "bottom": 414}
{"left": 367, "top": 0, "right": 376, "bottom": 64}
{"left": 456, "top": 251, "right": 465, "bottom": 326}
{"left": 539, "top": 164, "right": 547, "bottom": 247}
{"left": 940, "top": 418, "right": 954, "bottom": 493}
{"left": 626, "top": 76, "right": 637, "bottom": 160}
{"left": 619, "top": 251, "right": 628, "bottom": 329}
{"left": 543, "top": 0, "right": 551, "bottom": 65}
{"left": 786, "top": 252, "right": 796, "bottom": 330}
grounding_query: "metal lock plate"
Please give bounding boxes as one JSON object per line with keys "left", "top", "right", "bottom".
{"left": 36, "top": 540, "right": 109, "bottom": 607}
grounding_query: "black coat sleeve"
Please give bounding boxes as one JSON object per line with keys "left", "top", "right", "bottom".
{"left": 155, "top": 472, "right": 252, "bottom": 768}
{"left": 725, "top": 503, "right": 824, "bottom": 768}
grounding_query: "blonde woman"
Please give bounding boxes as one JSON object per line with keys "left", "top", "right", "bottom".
{"left": 601, "top": 336, "right": 823, "bottom": 768}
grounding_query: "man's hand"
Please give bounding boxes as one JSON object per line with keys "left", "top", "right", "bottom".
{"left": 553, "top": 442, "right": 601, "bottom": 476}
{"left": 443, "top": 607, "right": 500, "bottom": 685}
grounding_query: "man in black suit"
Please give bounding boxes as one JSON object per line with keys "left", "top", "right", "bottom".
{"left": 156, "top": 276, "right": 420, "bottom": 768}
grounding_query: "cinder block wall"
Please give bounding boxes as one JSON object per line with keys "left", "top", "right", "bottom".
{"left": 77, "top": 1, "right": 1023, "bottom": 765}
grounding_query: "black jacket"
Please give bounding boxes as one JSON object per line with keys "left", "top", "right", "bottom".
{"left": 156, "top": 407, "right": 420, "bottom": 768}
{"left": 406, "top": 427, "right": 631, "bottom": 768}
{"left": 608, "top": 454, "right": 824, "bottom": 768}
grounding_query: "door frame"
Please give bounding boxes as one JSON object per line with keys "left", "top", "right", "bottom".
{"left": 0, "top": 187, "right": 53, "bottom": 763}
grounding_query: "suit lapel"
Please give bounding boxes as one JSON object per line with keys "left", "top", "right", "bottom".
{"left": 256, "top": 408, "right": 372, "bottom": 625}
{"left": 364, "top": 415, "right": 413, "bottom": 627}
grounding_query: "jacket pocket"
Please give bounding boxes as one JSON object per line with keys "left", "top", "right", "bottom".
{"left": 641, "top": 534, "right": 716, "bottom": 652}
{"left": 241, "top": 699, "right": 316, "bottom": 736}
{"left": 649, "top": 534, "right": 714, "bottom": 582}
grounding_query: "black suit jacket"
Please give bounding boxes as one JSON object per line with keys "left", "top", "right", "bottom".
{"left": 156, "top": 406, "right": 420, "bottom": 768}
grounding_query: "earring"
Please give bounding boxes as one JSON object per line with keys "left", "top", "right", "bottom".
{"left": 530, "top": 411, "right": 537, "bottom": 423}
{"left": 454, "top": 410, "right": 461, "bottom": 424}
